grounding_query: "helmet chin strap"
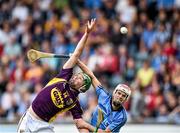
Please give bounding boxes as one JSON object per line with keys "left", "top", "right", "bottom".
{"left": 70, "top": 87, "right": 79, "bottom": 94}
{"left": 69, "top": 82, "right": 80, "bottom": 93}
{"left": 78, "top": 85, "right": 86, "bottom": 93}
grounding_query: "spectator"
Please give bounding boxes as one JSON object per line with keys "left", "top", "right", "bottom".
{"left": 0, "top": 81, "right": 20, "bottom": 121}
{"left": 136, "top": 60, "right": 155, "bottom": 89}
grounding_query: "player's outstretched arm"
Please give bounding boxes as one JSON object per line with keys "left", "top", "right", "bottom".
{"left": 63, "top": 18, "right": 96, "bottom": 69}
{"left": 77, "top": 59, "right": 101, "bottom": 89}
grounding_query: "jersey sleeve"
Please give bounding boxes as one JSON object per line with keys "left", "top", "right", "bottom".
{"left": 56, "top": 68, "right": 73, "bottom": 81}
{"left": 95, "top": 85, "right": 109, "bottom": 101}
{"left": 69, "top": 101, "right": 83, "bottom": 119}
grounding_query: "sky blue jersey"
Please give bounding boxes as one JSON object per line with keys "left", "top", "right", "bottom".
{"left": 91, "top": 86, "right": 127, "bottom": 132}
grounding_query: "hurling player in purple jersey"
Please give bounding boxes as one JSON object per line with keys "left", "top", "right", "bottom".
{"left": 18, "top": 19, "right": 98, "bottom": 133}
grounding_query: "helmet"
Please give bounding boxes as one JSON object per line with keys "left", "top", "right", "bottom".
{"left": 113, "top": 84, "right": 131, "bottom": 101}
{"left": 79, "top": 73, "right": 92, "bottom": 93}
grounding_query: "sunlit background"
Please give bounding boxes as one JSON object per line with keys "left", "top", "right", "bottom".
{"left": 0, "top": 0, "right": 179, "bottom": 132}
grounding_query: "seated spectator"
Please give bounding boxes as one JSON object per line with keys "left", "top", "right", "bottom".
{"left": 136, "top": 60, "right": 155, "bottom": 89}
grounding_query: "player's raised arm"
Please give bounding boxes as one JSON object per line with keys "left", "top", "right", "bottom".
{"left": 63, "top": 18, "right": 96, "bottom": 69}
{"left": 77, "top": 59, "right": 101, "bottom": 89}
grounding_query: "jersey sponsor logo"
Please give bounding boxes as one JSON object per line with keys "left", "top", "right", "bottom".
{"left": 51, "top": 88, "right": 64, "bottom": 108}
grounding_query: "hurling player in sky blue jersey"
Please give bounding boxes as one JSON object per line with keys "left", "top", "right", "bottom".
{"left": 18, "top": 19, "right": 98, "bottom": 133}
{"left": 77, "top": 60, "right": 131, "bottom": 133}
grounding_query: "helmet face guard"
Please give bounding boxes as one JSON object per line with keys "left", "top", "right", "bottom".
{"left": 79, "top": 73, "right": 92, "bottom": 93}
{"left": 113, "top": 84, "right": 131, "bottom": 103}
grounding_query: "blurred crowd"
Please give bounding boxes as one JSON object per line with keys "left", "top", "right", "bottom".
{"left": 0, "top": 0, "right": 179, "bottom": 124}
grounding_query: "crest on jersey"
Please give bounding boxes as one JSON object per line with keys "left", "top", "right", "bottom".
{"left": 66, "top": 98, "right": 73, "bottom": 106}
{"left": 51, "top": 88, "right": 64, "bottom": 108}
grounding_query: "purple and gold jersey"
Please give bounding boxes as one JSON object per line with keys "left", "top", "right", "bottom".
{"left": 32, "top": 68, "right": 83, "bottom": 122}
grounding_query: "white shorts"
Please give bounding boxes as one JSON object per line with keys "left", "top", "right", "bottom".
{"left": 17, "top": 111, "right": 54, "bottom": 133}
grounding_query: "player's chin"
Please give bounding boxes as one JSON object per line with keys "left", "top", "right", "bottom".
{"left": 112, "top": 100, "right": 122, "bottom": 107}
{"left": 69, "top": 81, "right": 79, "bottom": 90}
